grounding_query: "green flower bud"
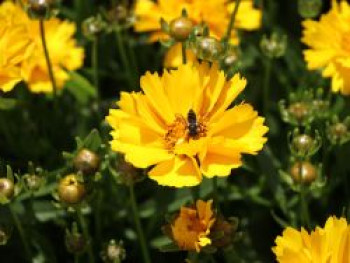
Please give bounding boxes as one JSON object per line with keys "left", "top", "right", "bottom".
{"left": 290, "top": 161, "right": 317, "bottom": 184}
{"left": 0, "top": 178, "right": 14, "bottom": 200}
{"left": 194, "top": 37, "right": 222, "bottom": 62}
{"left": 27, "top": 0, "right": 55, "bottom": 19}
{"left": 298, "top": 0, "right": 323, "bottom": 19}
{"left": 169, "top": 17, "right": 194, "bottom": 42}
{"left": 58, "top": 174, "right": 86, "bottom": 205}
{"left": 260, "top": 33, "right": 287, "bottom": 59}
{"left": 101, "top": 240, "right": 126, "bottom": 263}
{"left": 74, "top": 148, "right": 100, "bottom": 176}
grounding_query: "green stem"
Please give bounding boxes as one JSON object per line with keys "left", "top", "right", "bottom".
{"left": 129, "top": 185, "right": 151, "bottom": 263}
{"left": 212, "top": 177, "right": 218, "bottom": 205}
{"left": 224, "top": 0, "right": 242, "bottom": 45}
{"left": 298, "top": 162, "right": 310, "bottom": 229}
{"left": 263, "top": 58, "right": 272, "bottom": 115}
{"left": 9, "top": 203, "right": 32, "bottom": 260}
{"left": 115, "top": 29, "right": 135, "bottom": 89}
{"left": 94, "top": 190, "right": 102, "bottom": 245}
{"left": 181, "top": 42, "right": 187, "bottom": 64}
{"left": 76, "top": 208, "right": 95, "bottom": 263}
{"left": 39, "top": 19, "right": 58, "bottom": 99}
{"left": 92, "top": 37, "right": 100, "bottom": 100}
{"left": 74, "top": 254, "right": 79, "bottom": 263}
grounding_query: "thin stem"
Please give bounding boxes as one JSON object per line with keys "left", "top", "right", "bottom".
{"left": 76, "top": 208, "right": 95, "bottom": 263}
{"left": 224, "top": 0, "right": 242, "bottom": 44}
{"left": 129, "top": 184, "right": 151, "bottom": 263}
{"left": 39, "top": 19, "right": 58, "bottom": 99}
{"left": 92, "top": 37, "right": 100, "bottom": 99}
{"left": 298, "top": 162, "right": 310, "bottom": 229}
{"left": 9, "top": 203, "right": 32, "bottom": 260}
{"left": 181, "top": 42, "right": 187, "bottom": 64}
{"left": 115, "top": 29, "right": 135, "bottom": 89}
{"left": 263, "top": 58, "right": 272, "bottom": 115}
{"left": 94, "top": 190, "right": 102, "bottom": 245}
{"left": 212, "top": 177, "right": 219, "bottom": 205}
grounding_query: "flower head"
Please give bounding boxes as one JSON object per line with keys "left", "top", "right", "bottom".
{"left": 0, "top": 1, "right": 84, "bottom": 93}
{"left": 302, "top": 0, "right": 350, "bottom": 95}
{"left": 106, "top": 63, "right": 268, "bottom": 187}
{"left": 167, "top": 200, "right": 215, "bottom": 252}
{"left": 134, "top": 0, "right": 262, "bottom": 44}
{"left": 273, "top": 216, "right": 350, "bottom": 263}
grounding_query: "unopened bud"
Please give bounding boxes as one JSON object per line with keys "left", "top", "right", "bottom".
{"left": 27, "top": 0, "right": 55, "bottom": 19}
{"left": 290, "top": 161, "right": 317, "bottom": 184}
{"left": 298, "top": 0, "right": 322, "bottom": 19}
{"left": 260, "top": 33, "right": 287, "bottom": 59}
{"left": 82, "top": 16, "right": 106, "bottom": 40}
{"left": 65, "top": 224, "right": 86, "bottom": 254}
{"left": 194, "top": 37, "right": 222, "bottom": 62}
{"left": 288, "top": 102, "right": 310, "bottom": 123}
{"left": 58, "top": 174, "right": 86, "bottom": 205}
{"left": 74, "top": 148, "right": 100, "bottom": 176}
{"left": 169, "top": 17, "right": 193, "bottom": 42}
{"left": 101, "top": 240, "right": 126, "bottom": 262}
{"left": 0, "top": 178, "right": 14, "bottom": 200}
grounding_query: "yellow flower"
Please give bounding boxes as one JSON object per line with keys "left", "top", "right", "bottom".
{"left": 134, "top": 0, "right": 262, "bottom": 44}
{"left": 170, "top": 200, "right": 215, "bottom": 252}
{"left": 272, "top": 216, "right": 350, "bottom": 263}
{"left": 0, "top": 1, "right": 84, "bottom": 93}
{"left": 302, "top": 0, "right": 350, "bottom": 95}
{"left": 106, "top": 63, "right": 268, "bottom": 187}
{"left": 163, "top": 43, "right": 197, "bottom": 68}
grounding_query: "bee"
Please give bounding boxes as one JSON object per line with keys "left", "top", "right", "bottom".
{"left": 187, "top": 109, "right": 198, "bottom": 137}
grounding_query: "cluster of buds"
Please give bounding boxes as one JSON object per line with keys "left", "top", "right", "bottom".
{"left": 65, "top": 222, "right": 86, "bottom": 254}
{"left": 298, "top": 0, "right": 323, "bottom": 19}
{"left": 260, "top": 33, "right": 287, "bottom": 59}
{"left": 26, "top": 0, "right": 58, "bottom": 20}
{"left": 101, "top": 239, "right": 126, "bottom": 263}
{"left": 327, "top": 116, "right": 350, "bottom": 146}
{"left": 279, "top": 89, "right": 330, "bottom": 126}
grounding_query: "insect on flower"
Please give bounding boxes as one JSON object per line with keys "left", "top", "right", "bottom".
{"left": 187, "top": 109, "right": 199, "bottom": 138}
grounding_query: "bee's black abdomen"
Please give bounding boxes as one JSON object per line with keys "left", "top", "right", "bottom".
{"left": 187, "top": 109, "right": 198, "bottom": 137}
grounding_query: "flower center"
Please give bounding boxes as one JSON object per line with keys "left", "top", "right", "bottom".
{"left": 164, "top": 110, "right": 207, "bottom": 151}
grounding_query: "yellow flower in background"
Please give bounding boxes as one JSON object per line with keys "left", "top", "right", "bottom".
{"left": 134, "top": 0, "right": 262, "bottom": 44}
{"left": 0, "top": 1, "right": 84, "bottom": 93}
{"left": 169, "top": 200, "right": 215, "bottom": 252}
{"left": 302, "top": 0, "right": 350, "bottom": 95}
{"left": 106, "top": 63, "right": 268, "bottom": 187}
{"left": 163, "top": 43, "right": 197, "bottom": 68}
{"left": 273, "top": 216, "right": 350, "bottom": 263}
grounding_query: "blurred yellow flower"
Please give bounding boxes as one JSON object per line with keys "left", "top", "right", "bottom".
{"left": 0, "top": 1, "right": 84, "bottom": 93}
{"left": 302, "top": 0, "right": 350, "bottom": 95}
{"left": 163, "top": 43, "right": 197, "bottom": 68}
{"left": 273, "top": 216, "right": 350, "bottom": 263}
{"left": 134, "top": 0, "right": 262, "bottom": 44}
{"left": 106, "top": 63, "right": 268, "bottom": 187}
{"left": 169, "top": 200, "right": 215, "bottom": 252}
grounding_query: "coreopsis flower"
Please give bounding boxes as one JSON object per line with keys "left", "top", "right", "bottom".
{"left": 134, "top": 0, "right": 261, "bottom": 44}
{"left": 106, "top": 63, "right": 268, "bottom": 187}
{"left": 165, "top": 200, "right": 215, "bottom": 252}
{"left": 0, "top": 1, "right": 84, "bottom": 93}
{"left": 302, "top": 0, "right": 350, "bottom": 95}
{"left": 163, "top": 43, "right": 197, "bottom": 68}
{"left": 273, "top": 216, "right": 350, "bottom": 262}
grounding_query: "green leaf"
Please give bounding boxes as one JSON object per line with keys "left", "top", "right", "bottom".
{"left": 65, "top": 71, "right": 97, "bottom": 104}
{"left": 83, "top": 129, "right": 102, "bottom": 151}
{"left": 0, "top": 98, "right": 17, "bottom": 110}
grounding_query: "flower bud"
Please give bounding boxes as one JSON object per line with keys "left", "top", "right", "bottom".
{"left": 73, "top": 148, "right": 100, "bottom": 176}
{"left": 194, "top": 37, "right": 222, "bottom": 62}
{"left": 331, "top": 123, "right": 347, "bottom": 138}
{"left": 288, "top": 102, "right": 310, "bottom": 123}
{"left": 0, "top": 226, "right": 11, "bottom": 246}
{"left": 101, "top": 240, "right": 126, "bottom": 262}
{"left": 23, "top": 174, "right": 43, "bottom": 191}
{"left": 290, "top": 161, "right": 317, "bottom": 184}
{"left": 27, "top": 0, "right": 55, "bottom": 19}
{"left": 0, "top": 178, "right": 14, "bottom": 200}
{"left": 210, "top": 217, "right": 238, "bottom": 248}
{"left": 82, "top": 16, "right": 106, "bottom": 40}
{"left": 328, "top": 121, "right": 350, "bottom": 145}
{"left": 260, "top": 33, "right": 287, "bottom": 59}
{"left": 108, "top": 5, "right": 128, "bottom": 23}
{"left": 58, "top": 174, "right": 86, "bottom": 205}
{"left": 169, "top": 17, "right": 194, "bottom": 42}
{"left": 116, "top": 158, "right": 143, "bottom": 186}
{"left": 298, "top": 0, "right": 322, "bottom": 19}
{"left": 65, "top": 224, "right": 86, "bottom": 254}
